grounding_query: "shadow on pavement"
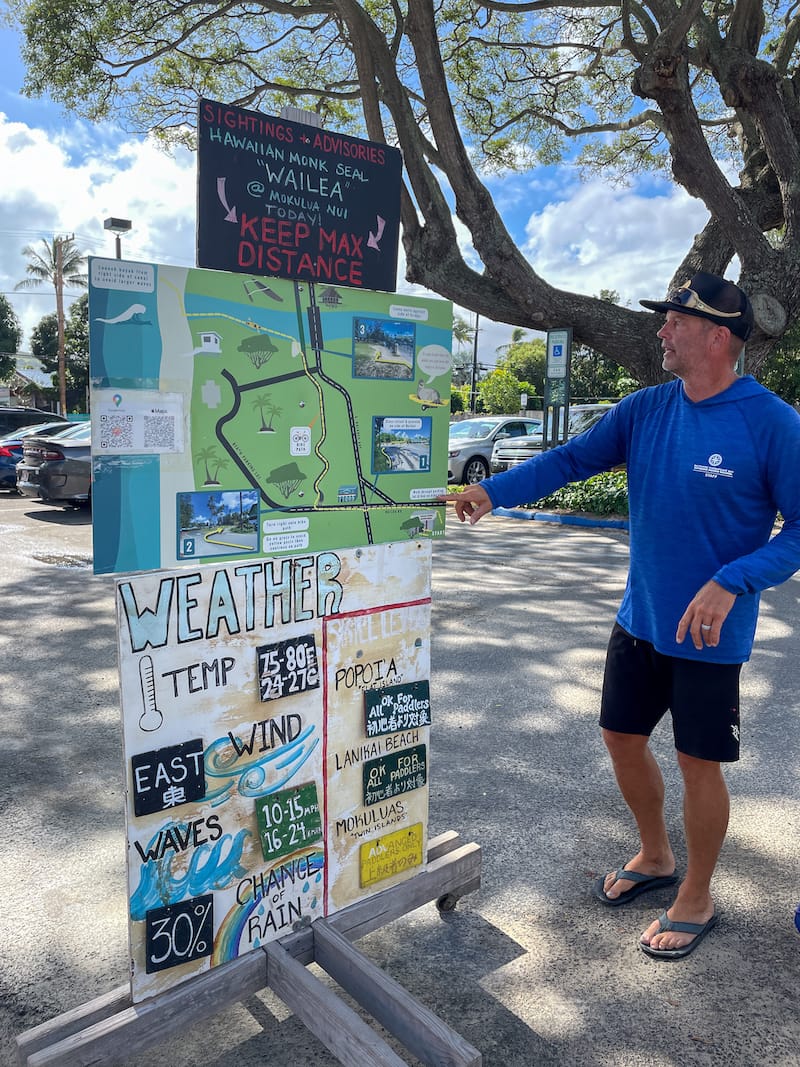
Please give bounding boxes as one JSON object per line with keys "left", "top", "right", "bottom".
{"left": 2, "top": 513, "right": 799, "bottom": 1067}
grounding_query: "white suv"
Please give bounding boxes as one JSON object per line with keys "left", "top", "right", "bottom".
{"left": 448, "top": 416, "right": 543, "bottom": 484}
{"left": 490, "top": 404, "right": 612, "bottom": 474}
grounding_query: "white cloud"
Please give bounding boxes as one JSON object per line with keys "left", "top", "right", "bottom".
{"left": 430, "top": 169, "right": 713, "bottom": 366}
{"left": 0, "top": 110, "right": 710, "bottom": 372}
{"left": 520, "top": 172, "right": 710, "bottom": 305}
{"left": 0, "top": 113, "right": 195, "bottom": 347}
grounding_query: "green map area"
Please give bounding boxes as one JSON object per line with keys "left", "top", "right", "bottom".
{"left": 173, "top": 268, "right": 452, "bottom": 562}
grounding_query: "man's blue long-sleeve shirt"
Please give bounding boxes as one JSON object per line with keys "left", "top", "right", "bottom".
{"left": 481, "top": 376, "right": 800, "bottom": 662}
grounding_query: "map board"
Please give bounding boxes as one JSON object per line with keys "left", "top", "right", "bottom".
{"left": 118, "top": 540, "right": 432, "bottom": 1001}
{"left": 197, "top": 99, "right": 402, "bottom": 292}
{"left": 89, "top": 258, "right": 452, "bottom": 576}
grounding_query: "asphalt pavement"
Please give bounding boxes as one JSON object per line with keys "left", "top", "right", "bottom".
{"left": 1, "top": 493, "right": 799, "bottom": 1066}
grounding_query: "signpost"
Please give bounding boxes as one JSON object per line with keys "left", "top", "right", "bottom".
{"left": 543, "top": 328, "right": 573, "bottom": 449}
{"left": 18, "top": 96, "right": 482, "bottom": 1067}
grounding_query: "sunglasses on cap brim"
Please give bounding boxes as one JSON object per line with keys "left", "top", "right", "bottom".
{"left": 669, "top": 284, "right": 742, "bottom": 319}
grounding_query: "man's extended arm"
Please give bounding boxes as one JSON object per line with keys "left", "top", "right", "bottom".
{"left": 443, "top": 406, "right": 627, "bottom": 523}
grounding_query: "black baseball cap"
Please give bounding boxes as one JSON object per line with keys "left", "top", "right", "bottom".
{"left": 640, "top": 271, "right": 754, "bottom": 341}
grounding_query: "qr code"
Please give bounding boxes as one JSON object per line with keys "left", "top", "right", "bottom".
{"left": 99, "top": 413, "right": 134, "bottom": 450}
{"left": 143, "top": 415, "right": 176, "bottom": 451}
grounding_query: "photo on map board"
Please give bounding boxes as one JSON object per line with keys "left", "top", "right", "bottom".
{"left": 371, "top": 416, "right": 432, "bottom": 475}
{"left": 352, "top": 316, "right": 416, "bottom": 380}
{"left": 176, "top": 489, "right": 260, "bottom": 560}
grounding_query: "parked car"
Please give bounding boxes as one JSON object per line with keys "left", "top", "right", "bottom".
{"left": 0, "top": 407, "right": 66, "bottom": 437}
{"left": 490, "top": 404, "right": 613, "bottom": 473}
{"left": 448, "top": 416, "right": 543, "bottom": 484}
{"left": 16, "top": 421, "right": 92, "bottom": 508}
{"left": 0, "top": 421, "right": 80, "bottom": 490}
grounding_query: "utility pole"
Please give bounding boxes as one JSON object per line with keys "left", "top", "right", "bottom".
{"left": 469, "top": 313, "right": 480, "bottom": 413}
{"left": 54, "top": 235, "right": 71, "bottom": 416}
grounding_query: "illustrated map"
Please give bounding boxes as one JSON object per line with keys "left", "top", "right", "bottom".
{"left": 89, "top": 258, "right": 453, "bottom": 575}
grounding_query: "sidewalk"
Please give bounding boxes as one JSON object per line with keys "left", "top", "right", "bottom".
{"left": 2, "top": 509, "right": 798, "bottom": 1065}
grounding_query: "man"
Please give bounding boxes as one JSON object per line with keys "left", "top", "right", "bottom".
{"left": 445, "top": 273, "right": 800, "bottom": 959}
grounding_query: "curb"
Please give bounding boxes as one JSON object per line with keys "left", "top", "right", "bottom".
{"left": 492, "top": 506, "right": 629, "bottom": 531}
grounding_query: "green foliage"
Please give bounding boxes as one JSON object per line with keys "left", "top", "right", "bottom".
{"left": 495, "top": 295, "right": 637, "bottom": 403}
{"left": 496, "top": 339, "right": 546, "bottom": 395}
{"left": 29, "top": 294, "right": 89, "bottom": 411}
{"left": 756, "top": 322, "right": 800, "bottom": 404}
{"left": 570, "top": 345, "right": 638, "bottom": 400}
{"left": 476, "top": 368, "right": 527, "bottom": 413}
{"left": 65, "top": 293, "right": 89, "bottom": 362}
{"left": 568, "top": 292, "right": 637, "bottom": 400}
{"left": 30, "top": 314, "right": 57, "bottom": 360}
{"left": 450, "top": 387, "right": 464, "bottom": 413}
{"left": 525, "top": 471, "right": 629, "bottom": 516}
{"left": 0, "top": 295, "right": 22, "bottom": 380}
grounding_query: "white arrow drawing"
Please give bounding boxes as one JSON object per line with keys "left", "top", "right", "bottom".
{"left": 217, "top": 176, "right": 238, "bottom": 222}
{"left": 368, "top": 214, "right": 386, "bottom": 251}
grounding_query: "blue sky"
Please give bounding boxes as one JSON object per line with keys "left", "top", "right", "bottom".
{"left": 0, "top": 22, "right": 711, "bottom": 362}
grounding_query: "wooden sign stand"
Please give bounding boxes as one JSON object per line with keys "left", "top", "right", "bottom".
{"left": 16, "top": 831, "right": 482, "bottom": 1067}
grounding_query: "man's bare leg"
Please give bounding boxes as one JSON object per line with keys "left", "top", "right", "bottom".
{"left": 641, "top": 753, "right": 727, "bottom": 951}
{"left": 600, "top": 728, "right": 676, "bottom": 899}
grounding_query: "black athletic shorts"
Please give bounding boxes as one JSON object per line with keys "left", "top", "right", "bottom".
{"left": 600, "top": 623, "right": 742, "bottom": 762}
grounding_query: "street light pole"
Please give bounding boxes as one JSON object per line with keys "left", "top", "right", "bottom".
{"left": 103, "top": 217, "right": 132, "bottom": 259}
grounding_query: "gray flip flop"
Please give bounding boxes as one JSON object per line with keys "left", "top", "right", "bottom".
{"left": 639, "top": 910, "right": 719, "bottom": 959}
{"left": 593, "top": 867, "right": 679, "bottom": 907}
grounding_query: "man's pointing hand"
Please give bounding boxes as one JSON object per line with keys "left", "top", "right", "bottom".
{"left": 439, "top": 484, "right": 493, "bottom": 524}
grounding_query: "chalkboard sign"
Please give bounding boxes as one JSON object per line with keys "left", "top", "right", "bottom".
{"left": 256, "top": 781, "right": 323, "bottom": 862}
{"left": 363, "top": 744, "right": 427, "bottom": 805}
{"left": 364, "top": 680, "right": 431, "bottom": 737}
{"left": 197, "top": 99, "right": 402, "bottom": 292}
{"left": 131, "top": 738, "right": 206, "bottom": 817}
{"left": 257, "top": 634, "right": 320, "bottom": 702}
{"left": 145, "top": 893, "right": 214, "bottom": 974}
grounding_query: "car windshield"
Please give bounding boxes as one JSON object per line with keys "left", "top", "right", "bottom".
{"left": 449, "top": 420, "right": 499, "bottom": 440}
{"left": 522, "top": 408, "right": 607, "bottom": 440}
{"left": 48, "top": 422, "right": 91, "bottom": 440}
{"left": 569, "top": 409, "right": 607, "bottom": 433}
{"left": 0, "top": 421, "right": 67, "bottom": 444}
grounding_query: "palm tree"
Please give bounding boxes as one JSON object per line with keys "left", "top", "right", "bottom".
{"left": 15, "top": 237, "right": 87, "bottom": 414}
{"left": 496, "top": 327, "right": 529, "bottom": 359}
{"left": 451, "top": 314, "right": 477, "bottom": 388}
{"left": 210, "top": 456, "right": 228, "bottom": 484}
{"left": 252, "top": 392, "right": 272, "bottom": 431}
{"left": 266, "top": 403, "right": 282, "bottom": 431}
{"left": 196, "top": 445, "right": 219, "bottom": 485}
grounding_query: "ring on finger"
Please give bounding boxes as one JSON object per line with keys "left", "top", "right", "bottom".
{"left": 700, "top": 623, "right": 712, "bottom": 630}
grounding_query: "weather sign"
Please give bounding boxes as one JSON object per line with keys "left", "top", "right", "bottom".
{"left": 196, "top": 99, "right": 402, "bottom": 292}
{"left": 117, "top": 540, "right": 433, "bottom": 1000}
